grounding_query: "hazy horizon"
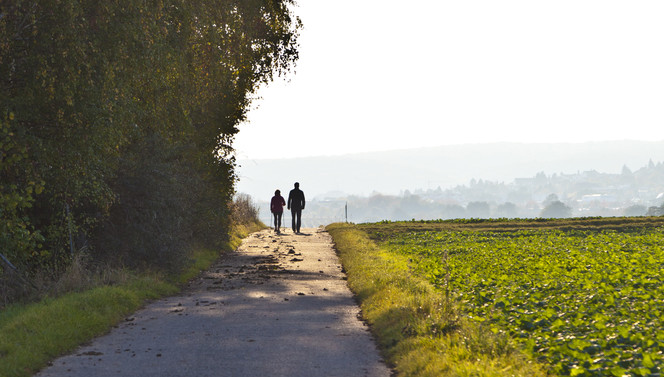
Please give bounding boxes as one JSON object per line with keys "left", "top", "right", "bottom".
{"left": 235, "top": 140, "right": 664, "bottom": 203}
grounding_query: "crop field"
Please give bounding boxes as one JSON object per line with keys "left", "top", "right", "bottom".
{"left": 359, "top": 217, "right": 664, "bottom": 376}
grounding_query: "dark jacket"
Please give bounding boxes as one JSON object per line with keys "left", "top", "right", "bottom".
{"left": 287, "top": 188, "right": 305, "bottom": 211}
{"left": 270, "top": 195, "right": 285, "bottom": 214}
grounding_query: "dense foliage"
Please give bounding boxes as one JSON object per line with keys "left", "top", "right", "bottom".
{"left": 362, "top": 219, "right": 664, "bottom": 376}
{"left": 1, "top": 1, "right": 299, "bottom": 287}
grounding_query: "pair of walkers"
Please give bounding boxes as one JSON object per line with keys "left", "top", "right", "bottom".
{"left": 270, "top": 182, "right": 305, "bottom": 234}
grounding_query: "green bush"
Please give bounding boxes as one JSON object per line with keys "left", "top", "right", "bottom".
{"left": 0, "top": 0, "right": 300, "bottom": 301}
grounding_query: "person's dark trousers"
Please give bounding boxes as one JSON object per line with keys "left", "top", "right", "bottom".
{"left": 291, "top": 209, "right": 302, "bottom": 233}
{"left": 274, "top": 212, "right": 282, "bottom": 231}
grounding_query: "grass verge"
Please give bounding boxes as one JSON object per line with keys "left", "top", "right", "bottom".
{"left": 0, "top": 220, "right": 265, "bottom": 377}
{"left": 326, "top": 223, "right": 549, "bottom": 376}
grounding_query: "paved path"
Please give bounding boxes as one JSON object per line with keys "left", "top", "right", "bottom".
{"left": 36, "top": 228, "right": 391, "bottom": 377}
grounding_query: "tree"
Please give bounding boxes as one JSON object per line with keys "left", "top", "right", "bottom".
{"left": 543, "top": 194, "right": 560, "bottom": 207}
{"left": 466, "top": 201, "right": 490, "bottom": 218}
{"left": 0, "top": 112, "right": 45, "bottom": 269}
{"left": 495, "top": 202, "right": 518, "bottom": 218}
{"left": 1, "top": 0, "right": 301, "bottom": 278}
{"left": 441, "top": 204, "right": 466, "bottom": 219}
{"left": 540, "top": 201, "right": 572, "bottom": 218}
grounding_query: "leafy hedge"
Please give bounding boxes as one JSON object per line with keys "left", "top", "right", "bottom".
{"left": 1, "top": 1, "right": 299, "bottom": 291}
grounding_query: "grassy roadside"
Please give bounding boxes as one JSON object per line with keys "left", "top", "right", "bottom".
{"left": 0, "top": 221, "right": 264, "bottom": 377}
{"left": 326, "top": 223, "right": 549, "bottom": 377}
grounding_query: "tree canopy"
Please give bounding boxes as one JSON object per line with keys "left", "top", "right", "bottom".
{"left": 540, "top": 201, "right": 572, "bottom": 219}
{"left": 1, "top": 1, "right": 300, "bottom": 278}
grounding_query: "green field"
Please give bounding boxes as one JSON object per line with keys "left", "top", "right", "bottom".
{"left": 358, "top": 217, "right": 664, "bottom": 376}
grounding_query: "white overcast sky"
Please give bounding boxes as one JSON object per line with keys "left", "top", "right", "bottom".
{"left": 233, "top": 0, "right": 664, "bottom": 160}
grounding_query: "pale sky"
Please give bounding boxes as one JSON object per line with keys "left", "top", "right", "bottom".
{"left": 234, "top": 0, "right": 664, "bottom": 160}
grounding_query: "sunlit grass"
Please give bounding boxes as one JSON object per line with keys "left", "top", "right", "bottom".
{"left": 0, "top": 220, "right": 265, "bottom": 377}
{"left": 0, "top": 277, "right": 176, "bottom": 377}
{"left": 327, "top": 223, "right": 548, "bottom": 376}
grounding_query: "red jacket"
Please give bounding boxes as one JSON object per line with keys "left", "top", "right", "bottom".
{"left": 270, "top": 195, "right": 285, "bottom": 214}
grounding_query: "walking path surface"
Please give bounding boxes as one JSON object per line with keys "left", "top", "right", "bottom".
{"left": 36, "top": 228, "right": 391, "bottom": 377}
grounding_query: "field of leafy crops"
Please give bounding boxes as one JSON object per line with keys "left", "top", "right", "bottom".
{"left": 360, "top": 218, "right": 664, "bottom": 376}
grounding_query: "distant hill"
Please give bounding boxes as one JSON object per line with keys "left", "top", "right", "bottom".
{"left": 236, "top": 140, "right": 664, "bottom": 202}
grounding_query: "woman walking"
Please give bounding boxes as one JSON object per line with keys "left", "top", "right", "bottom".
{"left": 270, "top": 189, "right": 286, "bottom": 234}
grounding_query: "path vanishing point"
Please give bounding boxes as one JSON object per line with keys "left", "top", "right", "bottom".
{"left": 36, "top": 228, "right": 392, "bottom": 377}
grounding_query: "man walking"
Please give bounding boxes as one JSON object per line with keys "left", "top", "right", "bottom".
{"left": 287, "top": 182, "right": 305, "bottom": 234}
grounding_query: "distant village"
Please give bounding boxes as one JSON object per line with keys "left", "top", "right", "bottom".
{"left": 272, "top": 160, "right": 664, "bottom": 226}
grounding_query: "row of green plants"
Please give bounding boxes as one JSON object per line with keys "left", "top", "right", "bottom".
{"left": 1, "top": 0, "right": 300, "bottom": 302}
{"left": 360, "top": 219, "right": 664, "bottom": 376}
{"left": 328, "top": 223, "right": 547, "bottom": 376}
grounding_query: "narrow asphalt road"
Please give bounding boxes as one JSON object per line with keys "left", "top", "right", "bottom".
{"left": 35, "top": 228, "right": 392, "bottom": 377}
